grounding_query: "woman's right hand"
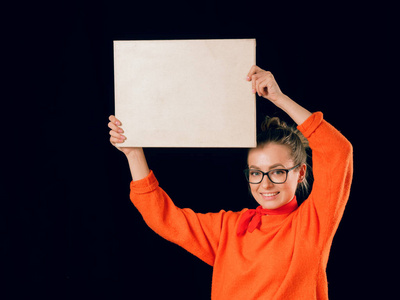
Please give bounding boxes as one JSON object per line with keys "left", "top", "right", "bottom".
{"left": 108, "top": 115, "right": 141, "bottom": 156}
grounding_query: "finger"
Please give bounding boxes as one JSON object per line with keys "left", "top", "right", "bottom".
{"left": 110, "top": 136, "right": 125, "bottom": 144}
{"left": 109, "top": 129, "right": 126, "bottom": 141}
{"left": 256, "top": 77, "right": 269, "bottom": 97}
{"left": 247, "top": 65, "right": 262, "bottom": 80}
{"left": 251, "top": 74, "right": 262, "bottom": 94}
{"left": 108, "top": 115, "right": 121, "bottom": 126}
{"left": 108, "top": 121, "right": 124, "bottom": 133}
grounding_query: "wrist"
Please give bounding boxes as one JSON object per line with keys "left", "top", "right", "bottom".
{"left": 125, "top": 148, "right": 150, "bottom": 181}
{"left": 125, "top": 147, "right": 144, "bottom": 159}
{"left": 125, "top": 147, "right": 144, "bottom": 158}
{"left": 273, "top": 94, "right": 293, "bottom": 109}
{"left": 273, "top": 94, "right": 312, "bottom": 125}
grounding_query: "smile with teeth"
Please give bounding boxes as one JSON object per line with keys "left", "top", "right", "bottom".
{"left": 260, "top": 192, "right": 280, "bottom": 200}
{"left": 261, "top": 192, "right": 280, "bottom": 197}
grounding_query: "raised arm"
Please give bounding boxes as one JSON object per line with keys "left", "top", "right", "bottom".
{"left": 248, "top": 65, "right": 353, "bottom": 245}
{"left": 108, "top": 115, "right": 150, "bottom": 181}
{"left": 108, "top": 115, "right": 224, "bottom": 265}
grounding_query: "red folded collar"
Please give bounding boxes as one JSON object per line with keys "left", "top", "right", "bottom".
{"left": 237, "top": 197, "right": 298, "bottom": 236}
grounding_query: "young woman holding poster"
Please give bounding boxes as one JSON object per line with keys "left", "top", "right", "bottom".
{"left": 108, "top": 65, "right": 353, "bottom": 299}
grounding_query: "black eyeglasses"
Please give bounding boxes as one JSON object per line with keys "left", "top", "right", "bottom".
{"left": 244, "top": 164, "right": 300, "bottom": 184}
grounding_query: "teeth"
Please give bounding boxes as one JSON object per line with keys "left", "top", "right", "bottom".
{"left": 262, "top": 192, "right": 279, "bottom": 197}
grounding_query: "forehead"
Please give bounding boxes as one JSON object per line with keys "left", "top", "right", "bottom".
{"left": 248, "top": 143, "right": 292, "bottom": 168}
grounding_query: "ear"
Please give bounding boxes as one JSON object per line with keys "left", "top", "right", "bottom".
{"left": 297, "top": 163, "right": 307, "bottom": 183}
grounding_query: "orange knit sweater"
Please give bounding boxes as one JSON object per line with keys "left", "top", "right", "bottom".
{"left": 130, "top": 112, "right": 353, "bottom": 299}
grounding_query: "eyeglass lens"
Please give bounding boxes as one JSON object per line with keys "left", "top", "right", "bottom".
{"left": 247, "top": 169, "right": 287, "bottom": 184}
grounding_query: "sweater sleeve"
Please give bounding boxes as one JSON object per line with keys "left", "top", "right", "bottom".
{"left": 129, "top": 170, "right": 224, "bottom": 266}
{"left": 297, "top": 112, "right": 353, "bottom": 248}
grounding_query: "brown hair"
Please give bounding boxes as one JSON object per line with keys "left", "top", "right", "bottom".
{"left": 250, "top": 116, "right": 312, "bottom": 200}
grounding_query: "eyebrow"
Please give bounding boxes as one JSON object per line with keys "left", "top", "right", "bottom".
{"left": 248, "top": 163, "right": 286, "bottom": 170}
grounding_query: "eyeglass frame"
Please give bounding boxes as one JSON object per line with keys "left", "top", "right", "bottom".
{"left": 244, "top": 163, "right": 301, "bottom": 184}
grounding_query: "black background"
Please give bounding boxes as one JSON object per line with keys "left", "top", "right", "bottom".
{"left": 2, "top": 0, "right": 396, "bottom": 299}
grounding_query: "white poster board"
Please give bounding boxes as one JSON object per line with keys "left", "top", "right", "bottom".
{"left": 114, "top": 39, "right": 256, "bottom": 147}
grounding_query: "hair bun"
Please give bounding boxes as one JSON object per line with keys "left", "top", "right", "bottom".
{"left": 260, "top": 116, "right": 309, "bottom": 149}
{"left": 261, "top": 116, "right": 288, "bottom": 131}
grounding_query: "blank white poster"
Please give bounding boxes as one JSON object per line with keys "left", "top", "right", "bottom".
{"left": 114, "top": 39, "right": 256, "bottom": 147}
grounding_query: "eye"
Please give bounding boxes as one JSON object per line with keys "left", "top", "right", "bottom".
{"left": 270, "top": 169, "right": 285, "bottom": 176}
{"left": 249, "top": 170, "right": 262, "bottom": 177}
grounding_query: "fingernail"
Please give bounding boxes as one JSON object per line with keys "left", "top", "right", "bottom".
{"left": 246, "top": 76, "right": 250, "bottom": 81}
{"left": 118, "top": 129, "right": 123, "bottom": 133}
{"left": 115, "top": 121, "right": 120, "bottom": 126}
{"left": 252, "top": 89, "right": 256, "bottom": 94}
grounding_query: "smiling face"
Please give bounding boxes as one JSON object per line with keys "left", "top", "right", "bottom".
{"left": 247, "top": 142, "right": 306, "bottom": 209}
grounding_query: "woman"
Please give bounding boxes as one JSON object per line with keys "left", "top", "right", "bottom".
{"left": 108, "top": 65, "right": 353, "bottom": 299}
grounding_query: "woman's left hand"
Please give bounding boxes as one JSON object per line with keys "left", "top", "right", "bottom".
{"left": 247, "top": 65, "right": 285, "bottom": 103}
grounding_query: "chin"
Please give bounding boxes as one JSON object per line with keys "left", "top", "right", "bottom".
{"left": 260, "top": 200, "right": 283, "bottom": 210}
{"left": 255, "top": 192, "right": 281, "bottom": 209}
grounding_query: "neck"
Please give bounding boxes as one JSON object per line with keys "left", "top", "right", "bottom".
{"left": 259, "top": 196, "right": 298, "bottom": 215}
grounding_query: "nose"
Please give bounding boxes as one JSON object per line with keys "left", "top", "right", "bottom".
{"left": 260, "top": 174, "right": 274, "bottom": 189}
